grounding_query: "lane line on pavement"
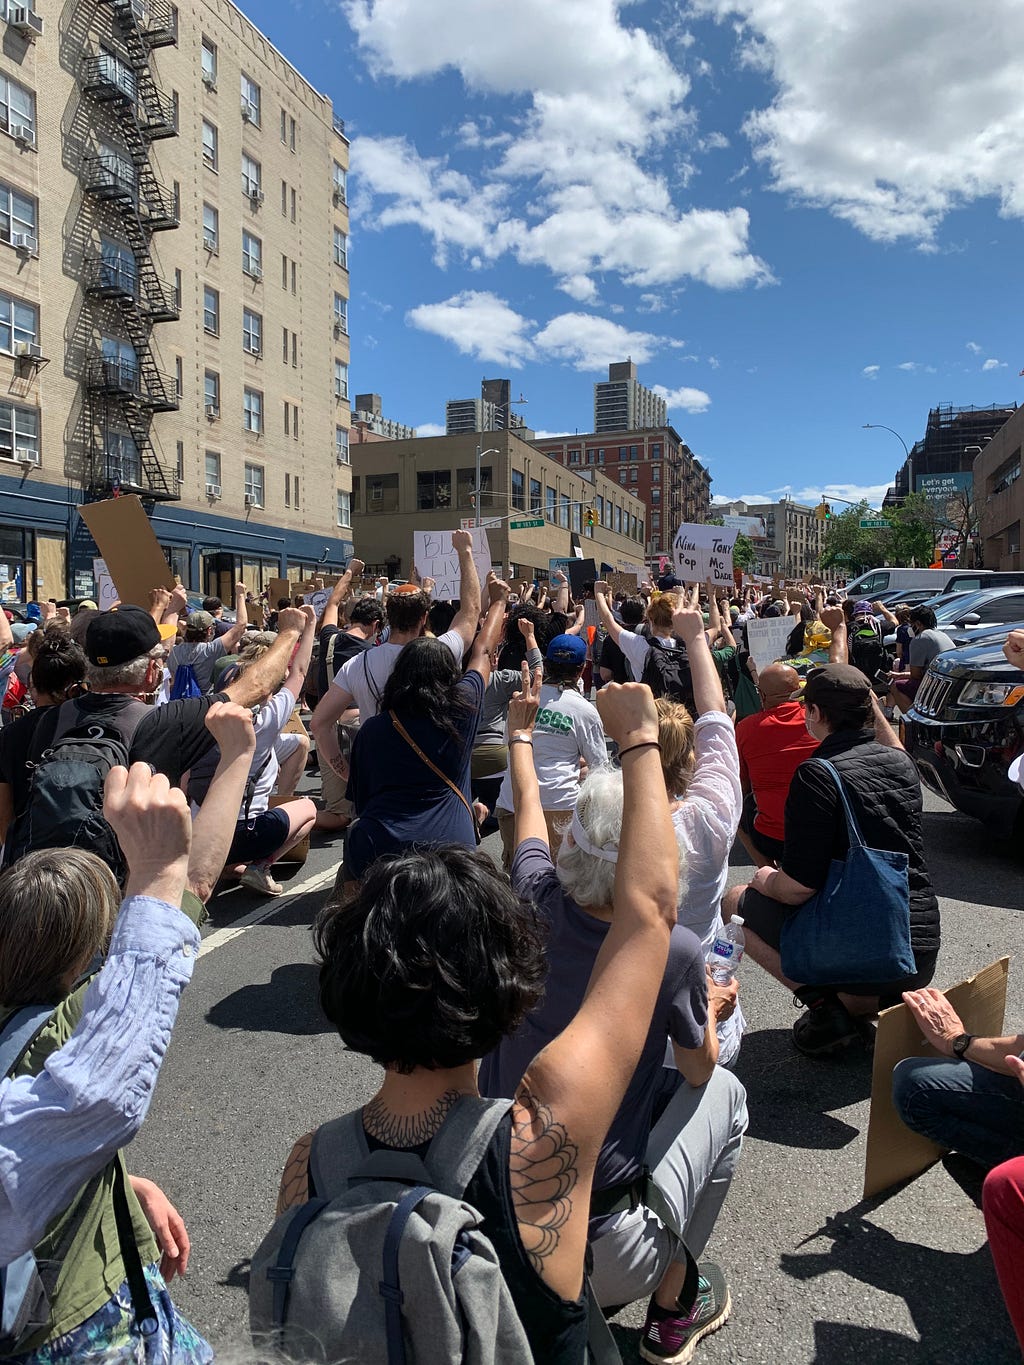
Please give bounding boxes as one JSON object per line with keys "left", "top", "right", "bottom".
{"left": 197, "top": 865, "right": 338, "bottom": 959}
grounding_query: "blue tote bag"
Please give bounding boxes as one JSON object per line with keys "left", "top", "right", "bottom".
{"left": 779, "top": 759, "right": 915, "bottom": 986}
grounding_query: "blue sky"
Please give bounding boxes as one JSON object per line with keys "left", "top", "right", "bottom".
{"left": 246, "top": 0, "right": 1023, "bottom": 508}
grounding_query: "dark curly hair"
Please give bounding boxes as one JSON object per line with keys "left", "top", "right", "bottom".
{"left": 30, "top": 633, "right": 87, "bottom": 700}
{"left": 315, "top": 846, "right": 547, "bottom": 1072}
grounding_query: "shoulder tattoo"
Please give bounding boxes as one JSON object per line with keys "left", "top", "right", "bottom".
{"left": 277, "top": 1132, "right": 314, "bottom": 1215}
{"left": 509, "top": 1085, "right": 579, "bottom": 1274}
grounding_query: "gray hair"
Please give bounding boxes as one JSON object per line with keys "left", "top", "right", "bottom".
{"left": 86, "top": 650, "right": 155, "bottom": 691}
{"left": 555, "top": 766, "right": 687, "bottom": 910}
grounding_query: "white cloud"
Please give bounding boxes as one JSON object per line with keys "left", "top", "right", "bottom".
{"left": 415, "top": 422, "right": 446, "bottom": 437}
{"left": 557, "top": 273, "right": 600, "bottom": 303}
{"left": 716, "top": 482, "right": 893, "bottom": 507}
{"left": 651, "top": 383, "right": 712, "bottom": 413}
{"left": 966, "top": 340, "right": 983, "bottom": 354}
{"left": 406, "top": 291, "right": 536, "bottom": 367}
{"left": 862, "top": 364, "right": 880, "bottom": 379}
{"left": 983, "top": 357, "right": 1006, "bottom": 371}
{"left": 896, "top": 361, "right": 936, "bottom": 373}
{"left": 345, "top": 0, "right": 771, "bottom": 295}
{"left": 532, "top": 313, "right": 665, "bottom": 371}
{"left": 695, "top": 0, "right": 1024, "bottom": 243}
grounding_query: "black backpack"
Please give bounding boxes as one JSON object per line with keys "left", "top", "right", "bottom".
{"left": 639, "top": 638, "right": 695, "bottom": 709}
{"left": 3, "top": 699, "right": 149, "bottom": 876}
{"left": 848, "top": 617, "right": 892, "bottom": 682}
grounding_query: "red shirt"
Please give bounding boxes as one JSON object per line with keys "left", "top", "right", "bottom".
{"left": 735, "top": 701, "right": 819, "bottom": 840}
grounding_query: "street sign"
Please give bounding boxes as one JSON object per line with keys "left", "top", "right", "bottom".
{"left": 859, "top": 518, "right": 891, "bottom": 529}
{"left": 460, "top": 516, "right": 501, "bottom": 530}
{"left": 509, "top": 518, "right": 544, "bottom": 529}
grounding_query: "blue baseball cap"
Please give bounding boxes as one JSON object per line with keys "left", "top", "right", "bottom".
{"left": 546, "top": 633, "right": 587, "bottom": 666}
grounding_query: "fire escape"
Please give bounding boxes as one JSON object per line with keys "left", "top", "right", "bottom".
{"left": 79, "top": 0, "right": 180, "bottom": 501}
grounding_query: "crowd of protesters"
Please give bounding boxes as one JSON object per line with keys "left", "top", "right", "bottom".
{"left": 0, "top": 557, "right": 1019, "bottom": 1364}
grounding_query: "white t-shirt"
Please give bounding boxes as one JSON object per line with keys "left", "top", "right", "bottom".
{"left": 495, "top": 682, "right": 607, "bottom": 813}
{"left": 670, "top": 711, "right": 745, "bottom": 1065}
{"left": 244, "top": 689, "right": 297, "bottom": 818}
{"left": 617, "top": 629, "right": 679, "bottom": 682}
{"left": 333, "top": 628, "right": 464, "bottom": 720}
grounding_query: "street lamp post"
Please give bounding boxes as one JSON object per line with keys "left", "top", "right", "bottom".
{"left": 475, "top": 444, "right": 499, "bottom": 529}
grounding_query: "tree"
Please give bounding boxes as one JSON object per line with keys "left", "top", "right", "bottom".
{"left": 820, "top": 502, "right": 885, "bottom": 572}
{"left": 888, "top": 492, "right": 939, "bottom": 567}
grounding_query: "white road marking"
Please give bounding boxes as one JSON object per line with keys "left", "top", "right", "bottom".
{"left": 197, "top": 864, "right": 339, "bottom": 959}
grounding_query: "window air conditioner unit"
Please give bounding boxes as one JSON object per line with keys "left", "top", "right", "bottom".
{"left": 333, "top": 322, "right": 346, "bottom": 338}
{"left": 248, "top": 189, "right": 264, "bottom": 206}
{"left": 15, "top": 341, "right": 41, "bottom": 359}
{"left": 332, "top": 188, "right": 345, "bottom": 207}
{"left": 202, "top": 72, "right": 217, "bottom": 90}
{"left": 203, "top": 230, "right": 217, "bottom": 252}
{"left": 12, "top": 233, "right": 37, "bottom": 257}
{"left": 205, "top": 403, "right": 219, "bottom": 420}
{"left": 241, "top": 102, "right": 253, "bottom": 122}
{"left": 247, "top": 264, "right": 263, "bottom": 280}
{"left": 206, "top": 482, "right": 221, "bottom": 498}
{"left": 244, "top": 341, "right": 261, "bottom": 356}
{"left": 11, "top": 124, "right": 34, "bottom": 148}
{"left": 19, "top": 447, "right": 38, "bottom": 464}
{"left": 244, "top": 492, "right": 258, "bottom": 507}
{"left": 10, "top": 8, "right": 43, "bottom": 38}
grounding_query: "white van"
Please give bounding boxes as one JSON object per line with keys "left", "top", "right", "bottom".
{"left": 843, "top": 567, "right": 995, "bottom": 597}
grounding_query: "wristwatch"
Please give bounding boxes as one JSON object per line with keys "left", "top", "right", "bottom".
{"left": 951, "top": 1033, "right": 974, "bottom": 1059}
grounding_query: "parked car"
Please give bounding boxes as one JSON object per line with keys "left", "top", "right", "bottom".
{"left": 882, "top": 588, "right": 1024, "bottom": 645}
{"left": 907, "top": 638, "right": 1024, "bottom": 839}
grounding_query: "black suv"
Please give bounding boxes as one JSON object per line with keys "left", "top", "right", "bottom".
{"left": 907, "top": 640, "right": 1024, "bottom": 839}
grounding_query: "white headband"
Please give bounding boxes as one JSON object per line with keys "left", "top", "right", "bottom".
{"left": 569, "top": 807, "right": 619, "bottom": 863}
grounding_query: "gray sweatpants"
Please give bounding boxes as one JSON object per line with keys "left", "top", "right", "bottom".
{"left": 589, "top": 1066, "right": 748, "bottom": 1307}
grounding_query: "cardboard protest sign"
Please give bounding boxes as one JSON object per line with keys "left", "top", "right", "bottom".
{"left": 78, "top": 496, "right": 174, "bottom": 607}
{"left": 566, "top": 558, "right": 597, "bottom": 597}
{"left": 745, "top": 617, "right": 795, "bottom": 669}
{"left": 863, "top": 956, "right": 1009, "bottom": 1198}
{"left": 92, "top": 559, "right": 119, "bottom": 611}
{"left": 305, "top": 588, "right": 331, "bottom": 620}
{"left": 672, "top": 523, "right": 738, "bottom": 588}
{"left": 607, "top": 571, "right": 640, "bottom": 598}
{"left": 413, "top": 528, "right": 491, "bottom": 600}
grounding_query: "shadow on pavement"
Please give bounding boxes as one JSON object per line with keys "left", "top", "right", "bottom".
{"left": 206, "top": 963, "right": 330, "bottom": 1035}
{"left": 734, "top": 1029, "right": 872, "bottom": 1149}
{"left": 922, "top": 810, "right": 1023, "bottom": 905}
{"left": 784, "top": 1209, "right": 1017, "bottom": 1363}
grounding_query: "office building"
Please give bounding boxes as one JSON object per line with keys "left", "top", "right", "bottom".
{"left": 975, "top": 406, "right": 1023, "bottom": 570}
{"left": 716, "top": 499, "right": 824, "bottom": 579}
{"left": 593, "top": 361, "right": 667, "bottom": 433}
{"left": 882, "top": 403, "right": 1016, "bottom": 508}
{"left": 0, "top": 0, "right": 351, "bottom": 605}
{"left": 531, "top": 426, "right": 712, "bottom": 565}
{"left": 352, "top": 393, "right": 415, "bottom": 441}
{"left": 350, "top": 431, "right": 647, "bottom": 583}
{"left": 445, "top": 377, "right": 530, "bottom": 436}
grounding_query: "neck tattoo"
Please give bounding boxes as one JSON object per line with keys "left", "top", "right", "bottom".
{"left": 363, "top": 1088, "right": 463, "bottom": 1148}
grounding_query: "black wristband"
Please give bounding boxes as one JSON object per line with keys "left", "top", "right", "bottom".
{"left": 617, "top": 741, "right": 661, "bottom": 761}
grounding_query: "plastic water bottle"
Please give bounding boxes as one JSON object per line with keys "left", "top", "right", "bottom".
{"left": 710, "top": 916, "right": 745, "bottom": 985}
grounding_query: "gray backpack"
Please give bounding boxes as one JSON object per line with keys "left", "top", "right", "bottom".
{"left": 249, "top": 1096, "right": 536, "bottom": 1365}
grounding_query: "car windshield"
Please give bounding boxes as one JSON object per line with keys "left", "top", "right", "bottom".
{"left": 932, "top": 590, "right": 1000, "bottom": 622}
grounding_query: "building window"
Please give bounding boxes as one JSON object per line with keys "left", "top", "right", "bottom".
{"left": 284, "top": 471, "right": 290, "bottom": 506}
{"left": 630, "top": 445, "right": 638, "bottom": 460}
{"left": 201, "top": 37, "right": 217, "bottom": 86}
{"left": 244, "top": 462, "right": 264, "bottom": 506}
{"left": 240, "top": 73, "right": 260, "bottom": 125}
{"left": 290, "top": 187, "right": 296, "bottom": 222}
{"left": 456, "top": 466, "right": 491, "bottom": 509}
{"left": 337, "top": 490, "right": 351, "bottom": 528}
{"left": 585, "top": 449, "right": 596, "bottom": 465}
{"left": 294, "top": 475, "right": 300, "bottom": 506}
{"left": 559, "top": 494, "right": 570, "bottom": 529}
{"left": 290, "top": 261, "right": 296, "bottom": 293}
{"left": 204, "top": 370, "right": 219, "bottom": 416}
{"left": 280, "top": 179, "right": 287, "bottom": 215}
{"left": 176, "top": 439, "right": 184, "bottom": 480}
{"left": 0, "top": 74, "right": 35, "bottom": 139}
{"left": 416, "top": 469, "right": 452, "bottom": 511}
{"left": 334, "top": 360, "right": 348, "bottom": 400}
{"left": 618, "top": 446, "right": 627, "bottom": 460}
{"left": 651, "top": 488, "right": 661, "bottom": 504}
{"left": 615, "top": 505, "right": 622, "bottom": 534}
{"left": 291, "top": 333, "right": 297, "bottom": 367}
{"left": 242, "top": 308, "right": 262, "bottom": 356}
{"left": 568, "top": 448, "right": 581, "bottom": 464}
{"left": 104, "top": 429, "right": 140, "bottom": 486}
{"left": 280, "top": 108, "right": 286, "bottom": 143}
{"left": 619, "top": 468, "right": 627, "bottom": 483}
{"left": 174, "top": 355, "right": 183, "bottom": 400}
{"left": 281, "top": 253, "right": 288, "bottom": 288}
{"left": 243, "top": 387, "right": 263, "bottom": 434}
{"left": 289, "top": 116, "right": 296, "bottom": 151}
{"left": 242, "top": 153, "right": 261, "bottom": 200}
{"left": 511, "top": 467, "right": 525, "bottom": 511}
{"left": 0, "top": 292, "right": 36, "bottom": 354}
{"left": 333, "top": 228, "right": 348, "bottom": 268}
{"left": 203, "top": 285, "right": 219, "bottom": 334}
{"left": 529, "top": 477, "right": 541, "bottom": 514}
{"left": 630, "top": 466, "right": 638, "bottom": 483}
{"left": 199, "top": 202, "right": 217, "bottom": 252}
{"left": 173, "top": 268, "right": 182, "bottom": 309}
{"left": 0, "top": 399, "right": 38, "bottom": 460}
{"left": 335, "top": 426, "right": 349, "bottom": 463}
{"left": 651, "top": 443, "right": 661, "bottom": 459}
{"left": 332, "top": 162, "right": 347, "bottom": 204}
{"left": 571, "top": 502, "right": 581, "bottom": 533}
{"left": 333, "top": 293, "right": 348, "bottom": 334}
{"left": 546, "top": 487, "right": 557, "bottom": 522}
{"left": 202, "top": 120, "right": 217, "bottom": 170}
{"left": 242, "top": 229, "right": 262, "bottom": 278}
{"left": 652, "top": 465, "right": 660, "bottom": 482}
{"left": 204, "top": 450, "right": 221, "bottom": 487}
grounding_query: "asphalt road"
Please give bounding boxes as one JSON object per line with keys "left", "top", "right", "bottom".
{"left": 131, "top": 779, "right": 1024, "bottom": 1363}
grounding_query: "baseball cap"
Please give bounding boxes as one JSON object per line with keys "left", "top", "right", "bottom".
{"left": 85, "top": 605, "right": 162, "bottom": 666}
{"left": 545, "top": 633, "right": 587, "bottom": 666}
{"left": 187, "top": 609, "right": 215, "bottom": 632}
{"left": 852, "top": 599, "right": 875, "bottom": 616}
{"left": 76, "top": 599, "right": 98, "bottom": 613}
{"left": 803, "top": 662, "right": 872, "bottom": 709}
{"left": 392, "top": 583, "right": 423, "bottom": 596}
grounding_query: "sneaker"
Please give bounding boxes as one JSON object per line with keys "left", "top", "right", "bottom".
{"left": 792, "top": 992, "right": 860, "bottom": 1056}
{"left": 239, "top": 864, "right": 283, "bottom": 896}
{"left": 639, "top": 1263, "right": 731, "bottom": 1364}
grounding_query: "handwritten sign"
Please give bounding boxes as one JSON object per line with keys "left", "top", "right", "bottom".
{"left": 92, "top": 558, "right": 120, "bottom": 611}
{"left": 745, "top": 617, "right": 796, "bottom": 669}
{"left": 672, "top": 523, "right": 739, "bottom": 588}
{"left": 413, "top": 528, "right": 491, "bottom": 600}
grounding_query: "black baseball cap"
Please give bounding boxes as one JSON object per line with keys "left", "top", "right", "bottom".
{"left": 85, "top": 605, "right": 166, "bottom": 666}
{"left": 803, "top": 662, "right": 871, "bottom": 708}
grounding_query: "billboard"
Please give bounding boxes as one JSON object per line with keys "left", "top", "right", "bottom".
{"left": 915, "top": 472, "right": 973, "bottom": 502}
{"left": 721, "top": 513, "right": 767, "bottom": 539}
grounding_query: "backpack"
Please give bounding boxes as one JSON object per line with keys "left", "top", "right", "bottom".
{"left": 170, "top": 661, "right": 202, "bottom": 700}
{"left": 0, "top": 1001, "right": 157, "bottom": 1356}
{"left": 250, "top": 1096, "right": 537, "bottom": 1365}
{"left": 639, "top": 638, "right": 695, "bottom": 709}
{"left": 2, "top": 699, "right": 149, "bottom": 875}
{"left": 848, "top": 616, "right": 892, "bottom": 682}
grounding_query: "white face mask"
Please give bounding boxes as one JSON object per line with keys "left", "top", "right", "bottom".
{"left": 804, "top": 707, "right": 819, "bottom": 738}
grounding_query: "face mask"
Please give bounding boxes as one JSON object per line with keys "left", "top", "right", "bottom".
{"left": 804, "top": 709, "right": 818, "bottom": 738}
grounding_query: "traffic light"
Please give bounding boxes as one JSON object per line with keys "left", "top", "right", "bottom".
{"left": 815, "top": 500, "right": 832, "bottom": 521}
{"left": 824, "top": 502, "right": 831, "bottom": 520}
{"left": 585, "top": 505, "right": 596, "bottom": 528}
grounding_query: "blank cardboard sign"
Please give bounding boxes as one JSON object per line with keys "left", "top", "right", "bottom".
{"left": 78, "top": 497, "right": 175, "bottom": 608}
{"left": 863, "top": 956, "right": 1009, "bottom": 1198}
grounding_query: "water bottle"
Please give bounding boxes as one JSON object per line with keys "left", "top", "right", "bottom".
{"left": 710, "top": 916, "right": 745, "bottom": 985}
